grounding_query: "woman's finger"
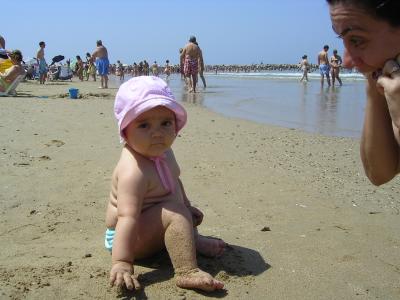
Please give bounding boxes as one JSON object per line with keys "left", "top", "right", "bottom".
{"left": 382, "top": 60, "right": 400, "bottom": 77}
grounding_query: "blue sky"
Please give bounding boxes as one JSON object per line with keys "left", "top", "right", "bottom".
{"left": 3, "top": 0, "right": 343, "bottom": 65}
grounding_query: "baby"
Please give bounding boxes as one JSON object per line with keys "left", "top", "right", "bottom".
{"left": 106, "top": 76, "right": 226, "bottom": 292}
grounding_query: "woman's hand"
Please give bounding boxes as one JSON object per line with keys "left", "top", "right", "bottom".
{"left": 377, "top": 55, "right": 400, "bottom": 128}
{"left": 110, "top": 261, "right": 141, "bottom": 291}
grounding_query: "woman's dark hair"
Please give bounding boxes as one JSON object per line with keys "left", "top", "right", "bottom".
{"left": 327, "top": 0, "right": 400, "bottom": 27}
{"left": 9, "top": 50, "right": 23, "bottom": 62}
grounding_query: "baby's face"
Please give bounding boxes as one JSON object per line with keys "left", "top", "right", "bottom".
{"left": 125, "top": 106, "right": 176, "bottom": 157}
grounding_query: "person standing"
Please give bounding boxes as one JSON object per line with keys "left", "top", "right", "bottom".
{"left": 117, "top": 60, "right": 124, "bottom": 81}
{"left": 36, "top": 41, "right": 47, "bottom": 84}
{"left": 164, "top": 59, "right": 171, "bottom": 80}
{"left": 180, "top": 36, "right": 203, "bottom": 92}
{"left": 195, "top": 41, "right": 206, "bottom": 88}
{"left": 327, "top": 0, "right": 400, "bottom": 185}
{"left": 299, "top": 54, "right": 310, "bottom": 82}
{"left": 151, "top": 61, "right": 159, "bottom": 76}
{"left": 85, "top": 52, "right": 96, "bottom": 81}
{"left": 75, "top": 55, "right": 84, "bottom": 81}
{"left": 91, "top": 40, "right": 109, "bottom": 89}
{"left": 330, "top": 49, "right": 343, "bottom": 86}
{"left": 317, "top": 45, "right": 331, "bottom": 86}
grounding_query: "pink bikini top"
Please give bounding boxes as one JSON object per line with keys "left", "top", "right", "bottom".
{"left": 149, "top": 154, "right": 175, "bottom": 194}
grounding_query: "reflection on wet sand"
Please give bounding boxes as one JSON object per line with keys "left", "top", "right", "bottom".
{"left": 315, "top": 86, "right": 341, "bottom": 136}
{"left": 181, "top": 90, "right": 205, "bottom": 105}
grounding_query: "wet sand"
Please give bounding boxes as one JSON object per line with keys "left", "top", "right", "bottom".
{"left": 0, "top": 78, "right": 399, "bottom": 299}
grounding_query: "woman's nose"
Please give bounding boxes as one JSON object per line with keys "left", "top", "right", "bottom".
{"left": 342, "top": 49, "right": 355, "bottom": 68}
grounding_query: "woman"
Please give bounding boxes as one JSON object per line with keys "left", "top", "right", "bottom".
{"left": 86, "top": 53, "right": 96, "bottom": 82}
{"left": 75, "top": 55, "right": 84, "bottom": 81}
{"left": 299, "top": 54, "right": 310, "bottom": 82}
{"left": 327, "top": 0, "right": 400, "bottom": 185}
{"left": 0, "top": 50, "right": 25, "bottom": 92}
{"left": 330, "top": 49, "right": 343, "bottom": 86}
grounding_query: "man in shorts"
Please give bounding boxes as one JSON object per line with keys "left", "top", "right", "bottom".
{"left": 91, "top": 40, "right": 109, "bottom": 89}
{"left": 317, "top": 45, "right": 331, "bottom": 86}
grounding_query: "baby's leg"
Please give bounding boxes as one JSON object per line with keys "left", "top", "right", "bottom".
{"left": 194, "top": 229, "right": 226, "bottom": 258}
{"left": 133, "top": 201, "right": 224, "bottom": 291}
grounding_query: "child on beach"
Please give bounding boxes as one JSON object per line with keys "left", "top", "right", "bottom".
{"left": 106, "top": 76, "right": 226, "bottom": 292}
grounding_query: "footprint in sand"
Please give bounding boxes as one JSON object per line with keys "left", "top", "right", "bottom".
{"left": 45, "top": 140, "right": 65, "bottom": 147}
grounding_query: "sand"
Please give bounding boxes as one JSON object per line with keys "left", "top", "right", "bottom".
{"left": 0, "top": 79, "right": 399, "bottom": 300}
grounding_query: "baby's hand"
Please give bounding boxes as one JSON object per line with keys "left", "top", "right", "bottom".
{"left": 110, "top": 261, "right": 141, "bottom": 291}
{"left": 189, "top": 206, "right": 204, "bottom": 226}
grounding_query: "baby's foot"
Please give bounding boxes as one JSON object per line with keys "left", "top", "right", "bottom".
{"left": 175, "top": 268, "right": 224, "bottom": 292}
{"left": 196, "top": 235, "right": 226, "bottom": 257}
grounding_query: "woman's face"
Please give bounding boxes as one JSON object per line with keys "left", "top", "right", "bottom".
{"left": 330, "top": 3, "right": 400, "bottom": 74}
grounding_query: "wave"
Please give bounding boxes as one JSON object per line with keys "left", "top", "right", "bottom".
{"left": 207, "top": 71, "right": 365, "bottom": 81}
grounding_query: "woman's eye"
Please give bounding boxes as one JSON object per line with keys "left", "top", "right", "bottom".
{"left": 349, "top": 37, "right": 364, "bottom": 47}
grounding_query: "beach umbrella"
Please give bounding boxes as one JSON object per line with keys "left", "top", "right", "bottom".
{"left": 23, "top": 58, "right": 37, "bottom": 66}
{"left": 50, "top": 55, "right": 64, "bottom": 66}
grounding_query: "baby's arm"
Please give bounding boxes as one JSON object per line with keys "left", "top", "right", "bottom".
{"left": 178, "top": 178, "right": 203, "bottom": 226}
{"left": 110, "top": 166, "right": 146, "bottom": 290}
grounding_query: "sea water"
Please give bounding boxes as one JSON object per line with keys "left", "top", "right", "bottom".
{"left": 112, "top": 71, "right": 367, "bottom": 139}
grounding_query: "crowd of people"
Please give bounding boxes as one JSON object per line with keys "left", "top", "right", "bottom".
{"left": 1, "top": 33, "right": 350, "bottom": 93}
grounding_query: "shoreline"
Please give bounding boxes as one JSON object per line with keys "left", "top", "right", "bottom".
{"left": 1, "top": 79, "right": 399, "bottom": 299}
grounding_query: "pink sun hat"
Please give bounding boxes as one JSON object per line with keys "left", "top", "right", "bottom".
{"left": 114, "top": 76, "right": 187, "bottom": 143}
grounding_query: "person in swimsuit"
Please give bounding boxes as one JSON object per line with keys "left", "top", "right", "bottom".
{"left": 317, "top": 45, "right": 331, "bottom": 86}
{"left": 0, "top": 50, "right": 26, "bottom": 92}
{"left": 86, "top": 52, "right": 96, "bottom": 82}
{"left": 36, "top": 41, "right": 47, "bottom": 84}
{"left": 193, "top": 40, "right": 207, "bottom": 88}
{"left": 299, "top": 54, "right": 310, "bottom": 82}
{"left": 107, "top": 76, "right": 226, "bottom": 292}
{"left": 91, "top": 40, "right": 109, "bottom": 88}
{"left": 330, "top": 49, "right": 343, "bottom": 86}
{"left": 75, "top": 55, "right": 84, "bottom": 81}
{"left": 180, "top": 36, "right": 203, "bottom": 93}
{"left": 164, "top": 59, "right": 171, "bottom": 80}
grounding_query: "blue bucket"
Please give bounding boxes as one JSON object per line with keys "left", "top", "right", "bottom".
{"left": 69, "top": 88, "right": 79, "bottom": 99}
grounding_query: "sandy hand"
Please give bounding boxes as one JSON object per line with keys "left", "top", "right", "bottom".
{"left": 189, "top": 206, "right": 204, "bottom": 226}
{"left": 110, "top": 261, "right": 141, "bottom": 291}
{"left": 196, "top": 235, "right": 226, "bottom": 257}
{"left": 175, "top": 268, "right": 224, "bottom": 292}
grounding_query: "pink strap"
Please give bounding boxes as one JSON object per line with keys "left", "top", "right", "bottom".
{"left": 149, "top": 154, "right": 175, "bottom": 193}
